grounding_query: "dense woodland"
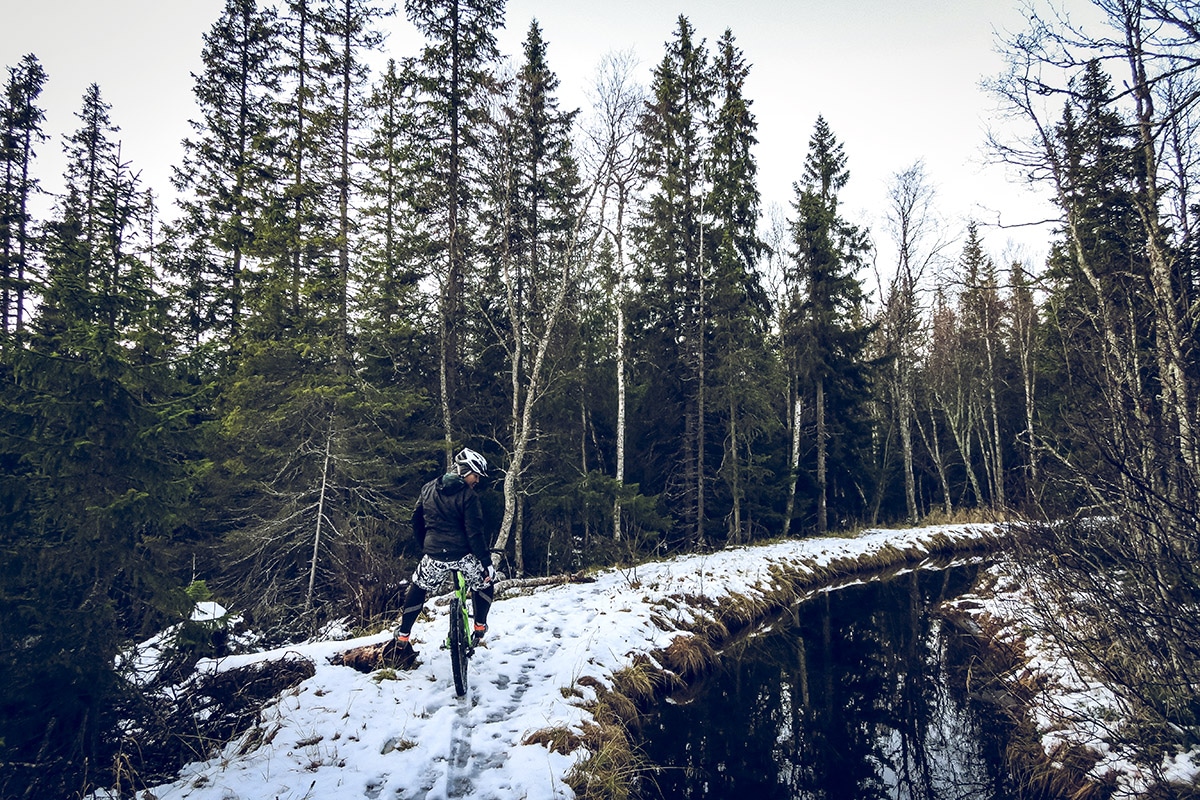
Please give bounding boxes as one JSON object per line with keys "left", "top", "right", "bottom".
{"left": 2, "top": 0, "right": 1200, "bottom": 796}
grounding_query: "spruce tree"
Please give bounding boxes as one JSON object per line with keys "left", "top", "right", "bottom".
{"left": 167, "top": 0, "right": 278, "bottom": 360}
{"left": 327, "top": 0, "right": 389, "bottom": 355}
{"left": 255, "top": 0, "right": 340, "bottom": 330}
{"left": 479, "top": 20, "right": 583, "bottom": 572}
{"left": 1039, "top": 59, "right": 1146, "bottom": 508}
{"left": 0, "top": 87, "right": 196, "bottom": 799}
{"left": 704, "top": 29, "right": 778, "bottom": 543}
{"left": 632, "top": 15, "right": 714, "bottom": 547}
{"left": 357, "top": 57, "right": 434, "bottom": 372}
{"left": 0, "top": 54, "right": 47, "bottom": 338}
{"left": 785, "top": 116, "right": 873, "bottom": 535}
{"left": 406, "top": 0, "right": 506, "bottom": 460}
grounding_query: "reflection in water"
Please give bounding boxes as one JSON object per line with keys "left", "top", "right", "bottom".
{"left": 639, "top": 562, "right": 1016, "bottom": 800}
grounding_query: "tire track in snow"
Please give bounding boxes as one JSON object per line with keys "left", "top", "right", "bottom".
{"left": 401, "top": 619, "right": 565, "bottom": 800}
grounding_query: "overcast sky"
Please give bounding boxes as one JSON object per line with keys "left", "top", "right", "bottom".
{"left": 2, "top": 0, "right": 1089, "bottom": 281}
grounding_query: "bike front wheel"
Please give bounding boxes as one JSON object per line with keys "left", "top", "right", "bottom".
{"left": 449, "top": 594, "right": 470, "bottom": 697}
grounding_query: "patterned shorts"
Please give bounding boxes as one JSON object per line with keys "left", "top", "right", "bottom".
{"left": 411, "top": 553, "right": 488, "bottom": 592}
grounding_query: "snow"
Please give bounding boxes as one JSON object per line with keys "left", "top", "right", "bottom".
{"left": 108, "top": 524, "right": 1001, "bottom": 800}
{"left": 950, "top": 562, "right": 1200, "bottom": 798}
{"left": 190, "top": 601, "right": 228, "bottom": 623}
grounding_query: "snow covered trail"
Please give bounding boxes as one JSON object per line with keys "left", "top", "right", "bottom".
{"left": 132, "top": 524, "right": 999, "bottom": 800}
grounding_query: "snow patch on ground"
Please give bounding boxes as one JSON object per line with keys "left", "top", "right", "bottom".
{"left": 951, "top": 563, "right": 1200, "bottom": 798}
{"left": 106, "top": 524, "right": 997, "bottom": 800}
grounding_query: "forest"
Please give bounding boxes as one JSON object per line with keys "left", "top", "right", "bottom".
{"left": 2, "top": 0, "right": 1199, "bottom": 797}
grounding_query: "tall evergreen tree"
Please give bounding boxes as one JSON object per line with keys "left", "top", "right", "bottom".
{"left": 632, "top": 15, "right": 714, "bottom": 547}
{"left": 480, "top": 20, "right": 584, "bottom": 572}
{"left": 0, "top": 87, "right": 196, "bottom": 799}
{"left": 327, "top": 0, "right": 389, "bottom": 355}
{"left": 785, "top": 116, "right": 873, "bottom": 535}
{"left": 1039, "top": 59, "right": 1148, "bottom": 507}
{"left": 406, "top": 0, "right": 506, "bottom": 461}
{"left": 704, "top": 29, "right": 778, "bottom": 543}
{"left": 167, "top": 0, "right": 278, "bottom": 360}
{"left": 0, "top": 54, "right": 47, "bottom": 338}
{"left": 254, "top": 0, "right": 340, "bottom": 332}
{"left": 357, "top": 57, "right": 434, "bottom": 372}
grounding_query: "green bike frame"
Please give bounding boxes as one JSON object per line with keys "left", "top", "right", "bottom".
{"left": 446, "top": 569, "right": 473, "bottom": 697}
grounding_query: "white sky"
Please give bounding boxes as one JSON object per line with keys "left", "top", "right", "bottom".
{"left": 1, "top": 0, "right": 1084, "bottom": 282}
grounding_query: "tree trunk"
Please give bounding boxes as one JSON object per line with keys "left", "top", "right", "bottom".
{"left": 1123, "top": 11, "right": 1199, "bottom": 488}
{"left": 898, "top": 361, "right": 917, "bottom": 522}
{"left": 915, "top": 409, "right": 952, "bottom": 516}
{"left": 784, "top": 392, "right": 802, "bottom": 537}
{"left": 306, "top": 421, "right": 334, "bottom": 610}
{"left": 336, "top": 0, "right": 352, "bottom": 357}
{"left": 816, "top": 377, "right": 827, "bottom": 535}
{"left": 614, "top": 280, "right": 626, "bottom": 541}
{"left": 984, "top": 332, "right": 1005, "bottom": 508}
{"left": 729, "top": 395, "right": 742, "bottom": 544}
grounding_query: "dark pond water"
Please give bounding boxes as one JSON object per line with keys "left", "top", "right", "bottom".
{"left": 638, "top": 561, "right": 1019, "bottom": 800}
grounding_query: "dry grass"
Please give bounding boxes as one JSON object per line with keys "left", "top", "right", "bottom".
{"left": 718, "top": 591, "right": 769, "bottom": 631}
{"left": 523, "top": 725, "right": 584, "bottom": 756}
{"left": 531, "top": 673, "right": 653, "bottom": 800}
{"left": 1006, "top": 735, "right": 1114, "bottom": 800}
{"left": 658, "top": 635, "right": 717, "bottom": 680}
{"left": 679, "top": 614, "right": 730, "bottom": 645}
{"left": 610, "top": 657, "right": 665, "bottom": 706}
{"left": 565, "top": 720, "right": 643, "bottom": 800}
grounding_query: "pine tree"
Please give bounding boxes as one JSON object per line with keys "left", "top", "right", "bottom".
{"left": 0, "top": 54, "right": 47, "bottom": 339}
{"left": 406, "top": 0, "right": 506, "bottom": 460}
{"left": 255, "top": 0, "right": 340, "bottom": 332}
{"left": 479, "top": 20, "right": 584, "bottom": 572}
{"left": 632, "top": 15, "right": 714, "bottom": 546}
{"left": 785, "top": 116, "right": 873, "bottom": 535}
{"left": 1039, "top": 59, "right": 1147, "bottom": 506}
{"left": 327, "top": 0, "right": 389, "bottom": 355}
{"left": 167, "top": 0, "right": 278, "bottom": 360}
{"left": 356, "top": 57, "right": 434, "bottom": 373}
{"left": 704, "top": 29, "right": 778, "bottom": 543}
{"left": 0, "top": 87, "right": 197, "bottom": 798}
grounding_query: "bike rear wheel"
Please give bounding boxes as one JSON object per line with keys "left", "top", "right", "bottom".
{"left": 449, "top": 594, "right": 470, "bottom": 696}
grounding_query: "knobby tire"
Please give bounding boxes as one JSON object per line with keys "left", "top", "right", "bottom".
{"left": 449, "top": 593, "right": 470, "bottom": 697}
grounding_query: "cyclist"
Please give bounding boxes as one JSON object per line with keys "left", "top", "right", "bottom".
{"left": 394, "top": 448, "right": 496, "bottom": 653}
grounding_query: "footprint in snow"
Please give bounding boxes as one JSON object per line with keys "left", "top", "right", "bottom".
{"left": 365, "top": 774, "right": 387, "bottom": 798}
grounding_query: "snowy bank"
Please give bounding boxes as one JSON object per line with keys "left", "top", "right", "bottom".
{"left": 116, "top": 523, "right": 1001, "bottom": 800}
{"left": 946, "top": 562, "right": 1200, "bottom": 799}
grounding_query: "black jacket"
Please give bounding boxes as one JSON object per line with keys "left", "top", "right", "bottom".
{"left": 411, "top": 473, "right": 489, "bottom": 562}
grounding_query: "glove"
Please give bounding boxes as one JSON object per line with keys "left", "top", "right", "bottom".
{"left": 484, "top": 565, "right": 497, "bottom": 586}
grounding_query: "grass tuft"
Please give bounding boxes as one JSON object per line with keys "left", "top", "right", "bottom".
{"left": 565, "top": 721, "right": 644, "bottom": 800}
{"left": 611, "top": 660, "right": 661, "bottom": 706}
{"left": 524, "top": 725, "right": 584, "bottom": 756}
{"left": 659, "top": 635, "right": 717, "bottom": 680}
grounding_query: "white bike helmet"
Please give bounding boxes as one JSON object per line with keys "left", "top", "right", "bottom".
{"left": 454, "top": 447, "right": 489, "bottom": 477}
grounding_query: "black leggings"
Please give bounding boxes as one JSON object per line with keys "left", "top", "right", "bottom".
{"left": 397, "top": 582, "right": 493, "bottom": 636}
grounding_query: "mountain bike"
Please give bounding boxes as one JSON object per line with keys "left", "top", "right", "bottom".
{"left": 442, "top": 568, "right": 474, "bottom": 697}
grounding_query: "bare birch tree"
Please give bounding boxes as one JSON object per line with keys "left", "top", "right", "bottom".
{"left": 881, "top": 161, "right": 951, "bottom": 521}
{"left": 583, "top": 50, "right": 644, "bottom": 541}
